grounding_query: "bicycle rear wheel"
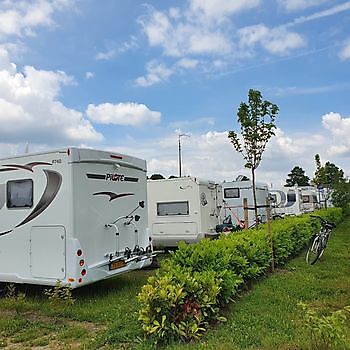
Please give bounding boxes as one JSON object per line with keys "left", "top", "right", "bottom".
{"left": 306, "top": 236, "right": 324, "bottom": 265}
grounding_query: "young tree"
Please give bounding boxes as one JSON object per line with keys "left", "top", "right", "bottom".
{"left": 285, "top": 166, "right": 310, "bottom": 187}
{"left": 228, "top": 89, "right": 279, "bottom": 227}
{"left": 313, "top": 154, "right": 346, "bottom": 208}
{"left": 332, "top": 181, "right": 350, "bottom": 208}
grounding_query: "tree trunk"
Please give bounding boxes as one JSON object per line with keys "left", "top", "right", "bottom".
{"left": 251, "top": 168, "right": 258, "bottom": 229}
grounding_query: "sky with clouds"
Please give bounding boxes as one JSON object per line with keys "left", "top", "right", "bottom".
{"left": 0, "top": 0, "right": 349, "bottom": 186}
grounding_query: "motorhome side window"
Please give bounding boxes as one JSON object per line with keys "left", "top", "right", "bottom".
{"left": 224, "top": 188, "right": 240, "bottom": 198}
{"left": 287, "top": 192, "right": 296, "bottom": 202}
{"left": 270, "top": 193, "right": 277, "bottom": 203}
{"left": 7, "top": 179, "right": 33, "bottom": 209}
{"left": 157, "top": 201, "right": 189, "bottom": 216}
{"left": 302, "top": 195, "right": 310, "bottom": 203}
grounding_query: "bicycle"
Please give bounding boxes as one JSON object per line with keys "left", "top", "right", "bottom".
{"left": 305, "top": 215, "right": 335, "bottom": 265}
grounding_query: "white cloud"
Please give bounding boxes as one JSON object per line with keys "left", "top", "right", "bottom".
{"left": 321, "top": 112, "right": 350, "bottom": 156}
{"left": 238, "top": 24, "right": 306, "bottom": 55}
{"left": 85, "top": 71, "right": 94, "bottom": 79}
{"left": 286, "top": 2, "right": 350, "bottom": 26}
{"left": 267, "top": 84, "right": 344, "bottom": 96}
{"left": 106, "top": 114, "right": 350, "bottom": 187}
{"left": 0, "top": 0, "right": 75, "bottom": 38}
{"left": 0, "top": 48, "right": 102, "bottom": 145}
{"left": 339, "top": 40, "right": 350, "bottom": 60}
{"left": 135, "top": 60, "right": 174, "bottom": 87}
{"left": 176, "top": 58, "right": 199, "bottom": 69}
{"left": 139, "top": 8, "right": 232, "bottom": 57}
{"left": 86, "top": 102, "right": 161, "bottom": 127}
{"left": 189, "top": 0, "right": 261, "bottom": 21}
{"left": 278, "top": 0, "right": 329, "bottom": 12}
{"left": 95, "top": 36, "right": 139, "bottom": 61}
{"left": 322, "top": 112, "right": 350, "bottom": 137}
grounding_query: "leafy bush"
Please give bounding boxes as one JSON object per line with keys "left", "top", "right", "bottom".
{"left": 138, "top": 268, "right": 224, "bottom": 343}
{"left": 138, "top": 208, "right": 343, "bottom": 343}
{"left": 44, "top": 280, "right": 75, "bottom": 306}
{"left": 298, "top": 302, "right": 350, "bottom": 349}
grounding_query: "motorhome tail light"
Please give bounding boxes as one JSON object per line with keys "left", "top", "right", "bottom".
{"left": 77, "top": 249, "right": 82, "bottom": 256}
{"left": 69, "top": 278, "right": 75, "bottom": 283}
{"left": 110, "top": 154, "right": 123, "bottom": 160}
{"left": 79, "top": 259, "right": 85, "bottom": 267}
{"left": 78, "top": 278, "right": 82, "bottom": 284}
{"left": 81, "top": 269, "right": 86, "bottom": 276}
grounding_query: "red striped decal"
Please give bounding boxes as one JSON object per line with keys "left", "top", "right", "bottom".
{"left": 110, "top": 154, "right": 123, "bottom": 159}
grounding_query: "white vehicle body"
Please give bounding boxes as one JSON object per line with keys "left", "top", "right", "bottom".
{"left": 317, "top": 187, "right": 334, "bottom": 208}
{"left": 221, "top": 180, "right": 269, "bottom": 227}
{"left": 147, "top": 177, "right": 223, "bottom": 247}
{"left": 269, "top": 186, "right": 303, "bottom": 217}
{"left": 0, "top": 148, "right": 153, "bottom": 289}
{"left": 299, "top": 186, "right": 320, "bottom": 213}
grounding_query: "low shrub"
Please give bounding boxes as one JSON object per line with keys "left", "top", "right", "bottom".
{"left": 298, "top": 302, "right": 350, "bottom": 349}
{"left": 138, "top": 208, "right": 343, "bottom": 343}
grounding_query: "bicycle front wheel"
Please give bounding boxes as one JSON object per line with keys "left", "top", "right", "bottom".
{"left": 306, "top": 236, "right": 323, "bottom": 265}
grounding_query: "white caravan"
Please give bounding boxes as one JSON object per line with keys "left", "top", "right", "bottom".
{"left": 147, "top": 177, "right": 223, "bottom": 247}
{"left": 269, "top": 186, "right": 303, "bottom": 217}
{"left": 0, "top": 148, "right": 153, "bottom": 289}
{"left": 299, "top": 186, "right": 320, "bottom": 213}
{"left": 221, "top": 180, "right": 269, "bottom": 228}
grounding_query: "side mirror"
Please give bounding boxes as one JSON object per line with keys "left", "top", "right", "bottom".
{"left": 139, "top": 201, "right": 145, "bottom": 208}
{"left": 135, "top": 215, "right": 141, "bottom": 222}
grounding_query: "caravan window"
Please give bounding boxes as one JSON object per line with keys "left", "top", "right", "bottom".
{"left": 302, "top": 195, "right": 310, "bottom": 203}
{"left": 7, "top": 179, "right": 33, "bottom": 209}
{"left": 287, "top": 192, "right": 296, "bottom": 202}
{"left": 224, "top": 188, "right": 240, "bottom": 198}
{"left": 270, "top": 193, "right": 277, "bottom": 203}
{"left": 157, "top": 201, "right": 189, "bottom": 216}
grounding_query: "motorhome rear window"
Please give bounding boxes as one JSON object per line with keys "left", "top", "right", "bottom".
{"left": 287, "top": 192, "right": 296, "bottom": 202}
{"left": 224, "top": 188, "right": 240, "bottom": 198}
{"left": 302, "top": 195, "right": 310, "bottom": 203}
{"left": 270, "top": 193, "right": 277, "bottom": 203}
{"left": 157, "top": 201, "right": 189, "bottom": 216}
{"left": 7, "top": 179, "right": 33, "bottom": 209}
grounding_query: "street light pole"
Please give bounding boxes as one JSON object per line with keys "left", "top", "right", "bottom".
{"left": 178, "top": 133, "right": 189, "bottom": 178}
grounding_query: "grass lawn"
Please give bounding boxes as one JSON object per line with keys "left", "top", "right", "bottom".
{"left": 0, "top": 216, "right": 349, "bottom": 349}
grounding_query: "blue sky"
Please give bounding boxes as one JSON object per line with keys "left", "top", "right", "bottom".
{"left": 0, "top": 0, "right": 350, "bottom": 186}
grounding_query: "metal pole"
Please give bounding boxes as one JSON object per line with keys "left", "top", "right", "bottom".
{"left": 178, "top": 133, "right": 189, "bottom": 178}
{"left": 178, "top": 135, "right": 182, "bottom": 177}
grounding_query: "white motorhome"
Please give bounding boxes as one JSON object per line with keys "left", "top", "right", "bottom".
{"left": 221, "top": 180, "right": 269, "bottom": 228}
{"left": 147, "top": 177, "right": 223, "bottom": 247}
{"left": 0, "top": 148, "right": 153, "bottom": 289}
{"left": 269, "top": 186, "right": 303, "bottom": 217}
{"left": 299, "top": 186, "right": 320, "bottom": 213}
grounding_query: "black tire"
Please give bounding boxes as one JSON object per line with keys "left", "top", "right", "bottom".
{"left": 306, "top": 236, "right": 324, "bottom": 265}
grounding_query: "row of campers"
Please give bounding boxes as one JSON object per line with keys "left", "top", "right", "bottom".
{"left": 0, "top": 148, "right": 322, "bottom": 289}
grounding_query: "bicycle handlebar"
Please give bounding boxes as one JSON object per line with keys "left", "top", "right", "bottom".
{"left": 310, "top": 215, "right": 335, "bottom": 229}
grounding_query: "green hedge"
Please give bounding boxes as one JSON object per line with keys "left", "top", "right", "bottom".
{"left": 138, "top": 208, "right": 343, "bottom": 343}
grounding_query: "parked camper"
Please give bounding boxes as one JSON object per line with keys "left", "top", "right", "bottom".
{"left": 269, "top": 186, "right": 303, "bottom": 217}
{"left": 147, "top": 177, "right": 223, "bottom": 247}
{"left": 221, "top": 180, "right": 269, "bottom": 227}
{"left": 0, "top": 148, "right": 153, "bottom": 289}
{"left": 317, "top": 187, "right": 334, "bottom": 208}
{"left": 299, "top": 186, "right": 320, "bottom": 212}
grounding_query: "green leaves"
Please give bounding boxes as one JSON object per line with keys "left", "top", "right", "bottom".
{"left": 138, "top": 208, "right": 343, "bottom": 345}
{"left": 298, "top": 302, "right": 350, "bottom": 348}
{"left": 285, "top": 166, "right": 310, "bottom": 187}
{"left": 229, "top": 89, "right": 278, "bottom": 171}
